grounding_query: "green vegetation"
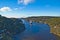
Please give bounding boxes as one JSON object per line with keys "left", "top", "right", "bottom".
{"left": 0, "top": 15, "right": 25, "bottom": 40}
{"left": 24, "top": 16, "right": 60, "bottom": 40}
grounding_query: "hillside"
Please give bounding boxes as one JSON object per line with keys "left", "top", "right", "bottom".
{"left": 0, "top": 15, "right": 25, "bottom": 40}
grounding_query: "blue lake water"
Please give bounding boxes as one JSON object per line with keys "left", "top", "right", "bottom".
{"left": 13, "top": 20, "right": 56, "bottom": 40}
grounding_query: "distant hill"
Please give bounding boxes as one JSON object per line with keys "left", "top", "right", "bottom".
{"left": 0, "top": 15, "right": 25, "bottom": 40}
{"left": 24, "top": 16, "right": 60, "bottom": 22}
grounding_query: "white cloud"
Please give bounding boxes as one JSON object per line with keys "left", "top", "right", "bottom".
{"left": 0, "top": 7, "right": 12, "bottom": 12}
{"left": 18, "top": 0, "right": 23, "bottom": 4}
{"left": 23, "top": 0, "right": 33, "bottom": 5}
{"left": 14, "top": 8, "right": 18, "bottom": 10}
{"left": 18, "top": 0, "right": 34, "bottom": 5}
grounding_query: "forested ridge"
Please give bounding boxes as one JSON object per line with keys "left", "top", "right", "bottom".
{"left": 0, "top": 15, "right": 25, "bottom": 40}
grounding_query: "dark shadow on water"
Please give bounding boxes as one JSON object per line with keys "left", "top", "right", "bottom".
{"left": 52, "top": 33, "right": 60, "bottom": 40}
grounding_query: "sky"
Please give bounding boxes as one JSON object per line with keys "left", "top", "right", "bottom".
{"left": 0, "top": 0, "right": 60, "bottom": 18}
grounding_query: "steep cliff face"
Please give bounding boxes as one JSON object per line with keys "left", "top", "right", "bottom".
{"left": 0, "top": 15, "right": 25, "bottom": 40}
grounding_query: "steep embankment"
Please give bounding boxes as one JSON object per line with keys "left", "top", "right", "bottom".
{"left": 0, "top": 15, "right": 25, "bottom": 40}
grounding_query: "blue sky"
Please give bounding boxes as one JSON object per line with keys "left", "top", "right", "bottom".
{"left": 0, "top": 0, "right": 60, "bottom": 18}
